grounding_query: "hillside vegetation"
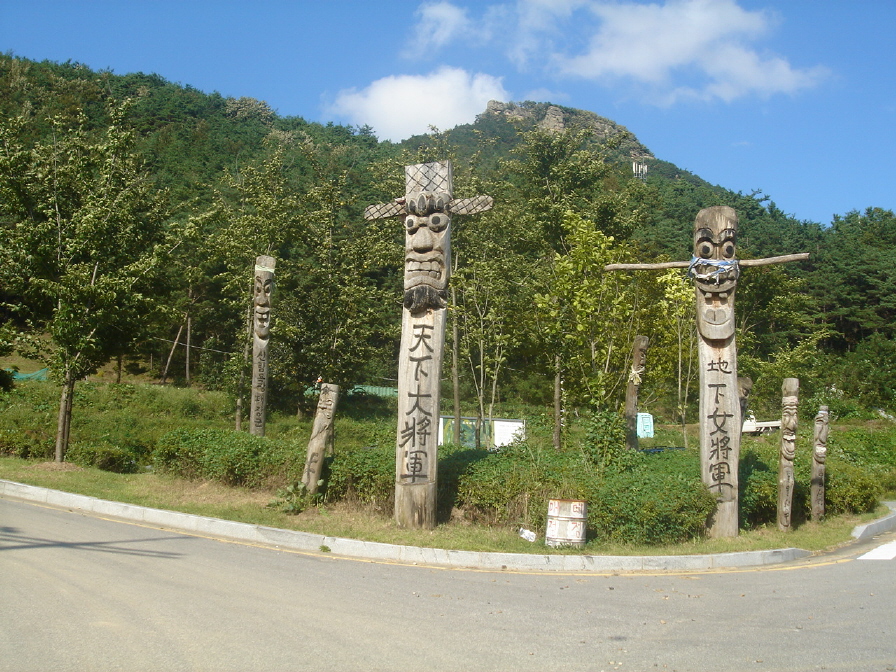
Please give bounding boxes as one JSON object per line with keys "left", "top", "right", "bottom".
{"left": 1, "top": 53, "right": 894, "bottom": 464}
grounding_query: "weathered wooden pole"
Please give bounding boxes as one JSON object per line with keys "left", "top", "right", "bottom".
{"left": 811, "top": 405, "right": 829, "bottom": 521}
{"left": 302, "top": 383, "right": 339, "bottom": 494}
{"left": 605, "top": 206, "right": 810, "bottom": 538}
{"left": 625, "top": 335, "right": 649, "bottom": 450}
{"left": 777, "top": 378, "right": 799, "bottom": 531}
{"left": 690, "top": 207, "right": 743, "bottom": 538}
{"left": 249, "top": 255, "right": 275, "bottom": 437}
{"left": 364, "top": 161, "right": 492, "bottom": 528}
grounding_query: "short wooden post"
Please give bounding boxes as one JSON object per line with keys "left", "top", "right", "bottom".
{"left": 302, "top": 383, "right": 339, "bottom": 494}
{"left": 811, "top": 405, "right": 829, "bottom": 522}
{"left": 250, "top": 255, "right": 275, "bottom": 437}
{"left": 625, "top": 335, "right": 649, "bottom": 450}
{"left": 777, "top": 378, "right": 799, "bottom": 531}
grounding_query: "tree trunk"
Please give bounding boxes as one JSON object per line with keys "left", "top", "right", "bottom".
{"left": 451, "top": 286, "right": 462, "bottom": 446}
{"left": 161, "top": 323, "right": 183, "bottom": 385}
{"left": 116, "top": 354, "right": 123, "bottom": 384}
{"left": 624, "top": 335, "right": 649, "bottom": 451}
{"left": 553, "top": 354, "right": 562, "bottom": 450}
{"left": 185, "top": 313, "right": 191, "bottom": 387}
{"left": 55, "top": 368, "right": 75, "bottom": 462}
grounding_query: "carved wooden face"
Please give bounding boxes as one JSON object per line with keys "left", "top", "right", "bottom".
{"left": 782, "top": 398, "right": 799, "bottom": 435}
{"left": 814, "top": 406, "right": 829, "bottom": 450}
{"left": 692, "top": 206, "right": 739, "bottom": 340}
{"left": 404, "top": 191, "right": 451, "bottom": 294}
{"left": 253, "top": 275, "right": 273, "bottom": 339}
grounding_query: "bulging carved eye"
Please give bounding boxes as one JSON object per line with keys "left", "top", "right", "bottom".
{"left": 723, "top": 242, "right": 735, "bottom": 258}
{"left": 428, "top": 214, "right": 448, "bottom": 232}
{"left": 698, "top": 242, "right": 713, "bottom": 258}
{"left": 405, "top": 216, "right": 419, "bottom": 233}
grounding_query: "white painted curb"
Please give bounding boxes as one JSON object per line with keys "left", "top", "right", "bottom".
{"left": 851, "top": 501, "right": 896, "bottom": 540}
{"left": 0, "top": 478, "right": 829, "bottom": 571}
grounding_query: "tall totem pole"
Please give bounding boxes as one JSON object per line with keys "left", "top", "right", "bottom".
{"left": 250, "top": 255, "right": 275, "bottom": 437}
{"left": 606, "top": 206, "right": 809, "bottom": 537}
{"left": 364, "top": 161, "right": 492, "bottom": 528}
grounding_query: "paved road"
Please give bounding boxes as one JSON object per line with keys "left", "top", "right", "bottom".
{"left": 2, "top": 497, "right": 894, "bottom": 672}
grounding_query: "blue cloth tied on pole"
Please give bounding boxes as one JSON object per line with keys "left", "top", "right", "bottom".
{"left": 687, "top": 256, "right": 740, "bottom": 284}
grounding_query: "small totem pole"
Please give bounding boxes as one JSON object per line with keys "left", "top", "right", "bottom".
{"left": 811, "top": 405, "right": 830, "bottom": 522}
{"left": 624, "top": 335, "right": 649, "bottom": 451}
{"left": 737, "top": 376, "right": 753, "bottom": 421}
{"left": 605, "top": 206, "right": 809, "bottom": 537}
{"left": 250, "top": 255, "right": 275, "bottom": 437}
{"left": 302, "top": 383, "right": 340, "bottom": 495}
{"left": 364, "top": 161, "right": 492, "bottom": 528}
{"left": 778, "top": 378, "right": 799, "bottom": 531}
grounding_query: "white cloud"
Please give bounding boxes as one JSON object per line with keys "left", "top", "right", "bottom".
{"left": 505, "top": 0, "right": 585, "bottom": 68}
{"left": 329, "top": 67, "right": 510, "bottom": 141}
{"left": 551, "top": 0, "right": 828, "bottom": 102}
{"left": 403, "top": 2, "right": 475, "bottom": 59}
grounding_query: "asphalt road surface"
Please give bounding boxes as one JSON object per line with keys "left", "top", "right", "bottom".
{"left": 1, "top": 496, "right": 894, "bottom": 672}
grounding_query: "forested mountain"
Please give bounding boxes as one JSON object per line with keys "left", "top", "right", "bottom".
{"left": 2, "top": 53, "right": 893, "bottom": 457}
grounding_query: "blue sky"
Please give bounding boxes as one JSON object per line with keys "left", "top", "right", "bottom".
{"left": 2, "top": 0, "right": 893, "bottom": 226}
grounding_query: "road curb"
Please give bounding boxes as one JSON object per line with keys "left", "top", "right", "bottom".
{"left": 12, "top": 478, "right": 893, "bottom": 571}
{"left": 851, "top": 501, "right": 896, "bottom": 540}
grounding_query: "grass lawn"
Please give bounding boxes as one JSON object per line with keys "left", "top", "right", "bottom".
{"left": 1, "top": 456, "right": 886, "bottom": 557}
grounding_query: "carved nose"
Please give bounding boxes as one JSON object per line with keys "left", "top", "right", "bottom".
{"left": 411, "top": 225, "right": 434, "bottom": 251}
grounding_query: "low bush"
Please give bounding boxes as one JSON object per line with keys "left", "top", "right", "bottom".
{"left": 740, "top": 460, "right": 778, "bottom": 529}
{"left": 825, "top": 459, "right": 882, "bottom": 515}
{"left": 457, "top": 441, "right": 588, "bottom": 527}
{"left": 67, "top": 441, "right": 139, "bottom": 474}
{"left": 456, "top": 440, "right": 716, "bottom": 545}
{"left": 325, "top": 444, "right": 395, "bottom": 509}
{"left": 437, "top": 444, "right": 489, "bottom": 516}
{"left": 585, "top": 470, "right": 716, "bottom": 545}
{"left": 153, "top": 428, "right": 301, "bottom": 488}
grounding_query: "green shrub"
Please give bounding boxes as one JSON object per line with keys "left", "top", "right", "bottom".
{"left": 325, "top": 445, "right": 395, "bottom": 509}
{"left": 153, "top": 428, "right": 205, "bottom": 479}
{"left": 458, "top": 442, "right": 715, "bottom": 544}
{"left": 67, "top": 442, "right": 139, "bottom": 473}
{"left": 740, "top": 468, "right": 777, "bottom": 529}
{"left": 457, "top": 441, "right": 587, "bottom": 527}
{"left": 582, "top": 409, "right": 628, "bottom": 470}
{"left": 153, "top": 428, "right": 300, "bottom": 488}
{"left": 0, "top": 428, "right": 54, "bottom": 459}
{"left": 880, "top": 468, "right": 896, "bottom": 497}
{"left": 739, "top": 448, "right": 777, "bottom": 529}
{"left": 828, "top": 428, "right": 896, "bottom": 469}
{"left": 825, "top": 459, "right": 882, "bottom": 514}
{"left": 584, "top": 470, "right": 716, "bottom": 545}
{"left": 437, "top": 444, "right": 489, "bottom": 517}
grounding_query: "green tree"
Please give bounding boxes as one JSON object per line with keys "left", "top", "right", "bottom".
{"left": 0, "top": 102, "right": 169, "bottom": 461}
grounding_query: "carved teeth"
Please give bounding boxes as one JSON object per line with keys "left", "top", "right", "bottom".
{"left": 407, "top": 260, "right": 442, "bottom": 278}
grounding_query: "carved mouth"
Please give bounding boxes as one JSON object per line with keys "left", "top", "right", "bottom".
{"left": 693, "top": 264, "right": 738, "bottom": 292}
{"left": 406, "top": 259, "right": 443, "bottom": 278}
{"left": 700, "top": 290, "right": 732, "bottom": 325}
{"left": 405, "top": 254, "right": 445, "bottom": 289}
